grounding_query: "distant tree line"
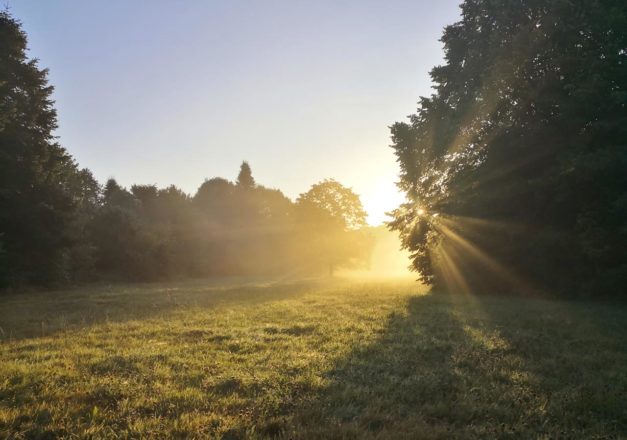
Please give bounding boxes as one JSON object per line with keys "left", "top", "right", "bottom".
{"left": 0, "top": 12, "right": 371, "bottom": 288}
{"left": 389, "top": 0, "right": 627, "bottom": 297}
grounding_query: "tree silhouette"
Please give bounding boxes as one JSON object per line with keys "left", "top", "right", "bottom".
{"left": 236, "top": 161, "right": 255, "bottom": 189}
{"left": 389, "top": 0, "right": 627, "bottom": 297}
{"left": 0, "top": 11, "right": 87, "bottom": 285}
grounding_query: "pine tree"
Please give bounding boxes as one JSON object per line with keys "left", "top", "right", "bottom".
{"left": 236, "top": 161, "right": 255, "bottom": 189}
{"left": 0, "top": 11, "right": 83, "bottom": 285}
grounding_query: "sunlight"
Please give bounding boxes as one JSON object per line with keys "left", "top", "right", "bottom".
{"left": 442, "top": 214, "right": 525, "bottom": 233}
{"left": 337, "top": 226, "right": 414, "bottom": 279}
{"left": 435, "top": 242, "right": 472, "bottom": 294}
{"left": 438, "top": 221, "right": 517, "bottom": 284}
{"left": 360, "top": 179, "right": 406, "bottom": 226}
{"left": 426, "top": 215, "right": 533, "bottom": 294}
{"left": 440, "top": 220, "right": 523, "bottom": 281}
{"left": 2, "top": 1, "right": 625, "bottom": 437}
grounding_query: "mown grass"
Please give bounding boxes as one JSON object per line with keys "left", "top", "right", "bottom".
{"left": 1, "top": 278, "right": 626, "bottom": 439}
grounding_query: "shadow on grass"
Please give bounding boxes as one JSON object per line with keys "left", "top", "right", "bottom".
{"left": 282, "top": 292, "right": 627, "bottom": 439}
{"left": 0, "top": 277, "right": 332, "bottom": 341}
{"left": 2, "top": 281, "right": 625, "bottom": 438}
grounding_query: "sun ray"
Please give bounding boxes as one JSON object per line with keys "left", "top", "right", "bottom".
{"left": 437, "top": 242, "right": 472, "bottom": 295}
{"left": 431, "top": 217, "right": 535, "bottom": 294}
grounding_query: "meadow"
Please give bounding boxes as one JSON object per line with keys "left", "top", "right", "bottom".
{"left": 1, "top": 278, "right": 626, "bottom": 439}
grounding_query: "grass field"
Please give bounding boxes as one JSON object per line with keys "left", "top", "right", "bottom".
{"left": 1, "top": 278, "right": 626, "bottom": 439}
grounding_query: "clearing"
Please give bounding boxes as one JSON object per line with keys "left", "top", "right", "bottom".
{"left": 1, "top": 278, "right": 626, "bottom": 439}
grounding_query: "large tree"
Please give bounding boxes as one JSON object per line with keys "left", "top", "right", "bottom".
{"left": 0, "top": 11, "right": 88, "bottom": 285}
{"left": 389, "top": 0, "right": 627, "bottom": 297}
{"left": 296, "top": 179, "right": 367, "bottom": 230}
{"left": 296, "top": 180, "right": 370, "bottom": 275}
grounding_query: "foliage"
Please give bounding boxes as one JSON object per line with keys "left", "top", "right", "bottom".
{"left": 0, "top": 11, "right": 92, "bottom": 286}
{"left": 296, "top": 180, "right": 370, "bottom": 274}
{"left": 1, "top": 279, "right": 626, "bottom": 438}
{"left": 389, "top": 0, "right": 627, "bottom": 297}
{"left": 78, "top": 166, "right": 370, "bottom": 282}
{"left": 296, "top": 179, "right": 367, "bottom": 230}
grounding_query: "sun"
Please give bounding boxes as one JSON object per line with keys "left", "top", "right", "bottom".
{"left": 360, "top": 180, "right": 406, "bottom": 226}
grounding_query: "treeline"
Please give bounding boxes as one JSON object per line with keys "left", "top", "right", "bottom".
{"left": 0, "top": 12, "right": 371, "bottom": 288}
{"left": 389, "top": 0, "right": 627, "bottom": 297}
{"left": 70, "top": 164, "right": 370, "bottom": 284}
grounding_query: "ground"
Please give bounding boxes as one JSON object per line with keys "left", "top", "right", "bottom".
{"left": 1, "top": 278, "right": 626, "bottom": 439}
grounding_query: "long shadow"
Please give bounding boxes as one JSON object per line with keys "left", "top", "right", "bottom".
{"left": 0, "top": 277, "right": 335, "bottom": 342}
{"left": 283, "top": 293, "right": 472, "bottom": 439}
{"left": 459, "top": 293, "right": 627, "bottom": 439}
{"left": 282, "top": 292, "right": 627, "bottom": 439}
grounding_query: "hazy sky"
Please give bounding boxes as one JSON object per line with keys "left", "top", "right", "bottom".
{"left": 10, "top": 0, "right": 461, "bottom": 225}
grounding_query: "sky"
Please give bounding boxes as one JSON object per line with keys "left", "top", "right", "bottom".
{"left": 9, "top": 0, "right": 462, "bottom": 225}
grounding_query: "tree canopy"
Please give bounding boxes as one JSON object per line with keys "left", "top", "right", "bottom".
{"left": 0, "top": 11, "right": 96, "bottom": 285}
{"left": 389, "top": 0, "right": 627, "bottom": 297}
{"left": 296, "top": 179, "right": 367, "bottom": 230}
{"left": 296, "top": 180, "right": 370, "bottom": 275}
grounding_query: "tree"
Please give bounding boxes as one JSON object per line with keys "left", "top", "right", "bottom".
{"left": 90, "top": 179, "right": 143, "bottom": 280}
{"left": 194, "top": 177, "right": 234, "bottom": 210}
{"left": 0, "top": 11, "right": 85, "bottom": 286}
{"left": 389, "top": 0, "right": 627, "bottom": 297}
{"left": 236, "top": 161, "right": 255, "bottom": 189}
{"left": 296, "top": 180, "right": 370, "bottom": 275}
{"left": 104, "top": 179, "right": 137, "bottom": 211}
{"left": 131, "top": 184, "right": 158, "bottom": 210}
{"left": 296, "top": 179, "right": 367, "bottom": 230}
{"left": 65, "top": 168, "right": 101, "bottom": 282}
